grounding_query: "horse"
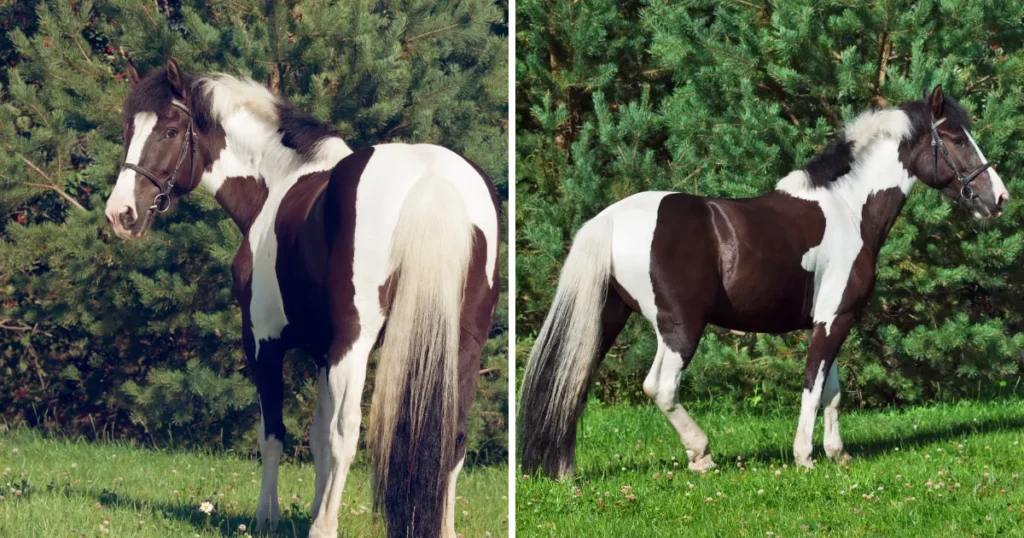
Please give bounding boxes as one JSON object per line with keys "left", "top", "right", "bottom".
{"left": 104, "top": 58, "right": 500, "bottom": 538}
{"left": 519, "top": 85, "right": 1009, "bottom": 477}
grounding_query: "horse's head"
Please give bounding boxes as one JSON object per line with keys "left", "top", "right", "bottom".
{"left": 901, "top": 85, "right": 1009, "bottom": 218}
{"left": 105, "top": 58, "right": 212, "bottom": 238}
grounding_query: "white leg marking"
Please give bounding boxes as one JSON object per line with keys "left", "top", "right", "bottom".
{"left": 643, "top": 336, "right": 714, "bottom": 472}
{"left": 254, "top": 416, "right": 283, "bottom": 533}
{"left": 443, "top": 456, "right": 465, "bottom": 538}
{"left": 308, "top": 332, "right": 378, "bottom": 538}
{"left": 821, "top": 361, "right": 847, "bottom": 460}
{"left": 310, "top": 367, "right": 331, "bottom": 516}
{"left": 794, "top": 360, "right": 826, "bottom": 468}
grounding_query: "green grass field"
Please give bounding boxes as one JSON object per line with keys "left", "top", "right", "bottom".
{"left": 0, "top": 429, "right": 507, "bottom": 537}
{"left": 517, "top": 399, "right": 1024, "bottom": 537}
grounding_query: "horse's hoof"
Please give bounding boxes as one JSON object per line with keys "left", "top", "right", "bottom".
{"left": 308, "top": 521, "right": 339, "bottom": 538}
{"left": 794, "top": 456, "right": 815, "bottom": 469}
{"left": 688, "top": 454, "right": 716, "bottom": 472}
{"left": 829, "top": 451, "right": 852, "bottom": 464}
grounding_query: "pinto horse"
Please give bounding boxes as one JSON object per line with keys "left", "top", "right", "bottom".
{"left": 520, "top": 86, "right": 1009, "bottom": 477}
{"left": 104, "top": 59, "right": 500, "bottom": 538}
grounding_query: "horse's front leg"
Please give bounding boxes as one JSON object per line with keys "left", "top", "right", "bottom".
{"left": 251, "top": 337, "right": 287, "bottom": 533}
{"left": 794, "top": 314, "right": 855, "bottom": 468}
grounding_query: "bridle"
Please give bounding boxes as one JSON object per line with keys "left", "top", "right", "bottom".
{"left": 930, "top": 117, "right": 995, "bottom": 201}
{"left": 120, "top": 102, "right": 198, "bottom": 214}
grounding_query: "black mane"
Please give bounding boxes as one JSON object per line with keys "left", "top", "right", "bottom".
{"left": 900, "top": 96, "right": 972, "bottom": 137}
{"left": 276, "top": 102, "right": 342, "bottom": 159}
{"left": 803, "top": 137, "right": 854, "bottom": 187}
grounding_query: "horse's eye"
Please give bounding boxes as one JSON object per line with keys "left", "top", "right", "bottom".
{"left": 951, "top": 137, "right": 966, "bottom": 147}
{"left": 166, "top": 128, "right": 179, "bottom": 139}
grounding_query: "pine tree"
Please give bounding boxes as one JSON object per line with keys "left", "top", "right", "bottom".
{"left": 0, "top": 0, "right": 508, "bottom": 466}
{"left": 517, "top": 0, "right": 1024, "bottom": 408}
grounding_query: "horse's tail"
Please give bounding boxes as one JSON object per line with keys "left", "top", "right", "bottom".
{"left": 369, "top": 176, "right": 472, "bottom": 538}
{"left": 519, "top": 214, "right": 613, "bottom": 478}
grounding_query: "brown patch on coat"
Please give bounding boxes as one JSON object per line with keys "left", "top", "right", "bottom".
{"left": 649, "top": 192, "right": 825, "bottom": 354}
{"left": 322, "top": 147, "right": 376, "bottom": 364}
{"left": 217, "top": 176, "right": 268, "bottom": 232}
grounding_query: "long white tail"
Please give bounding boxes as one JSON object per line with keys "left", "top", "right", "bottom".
{"left": 519, "top": 215, "right": 613, "bottom": 477}
{"left": 369, "top": 177, "right": 473, "bottom": 538}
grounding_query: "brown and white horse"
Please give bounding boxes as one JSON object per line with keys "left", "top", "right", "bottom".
{"left": 104, "top": 59, "right": 500, "bottom": 538}
{"left": 520, "top": 86, "right": 1009, "bottom": 477}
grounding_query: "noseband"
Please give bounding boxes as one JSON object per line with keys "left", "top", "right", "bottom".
{"left": 120, "top": 102, "right": 197, "bottom": 214}
{"left": 930, "top": 117, "right": 995, "bottom": 201}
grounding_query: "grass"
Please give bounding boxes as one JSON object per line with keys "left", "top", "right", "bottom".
{"left": 0, "top": 428, "right": 508, "bottom": 537}
{"left": 517, "top": 398, "right": 1024, "bottom": 537}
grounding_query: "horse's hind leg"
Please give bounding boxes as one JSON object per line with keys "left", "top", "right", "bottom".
{"left": 644, "top": 323, "right": 713, "bottom": 472}
{"left": 444, "top": 229, "right": 500, "bottom": 538}
{"left": 309, "top": 366, "right": 330, "bottom": 516}
{"left": 308, "top": 317, "right": 381, "bottom": 538}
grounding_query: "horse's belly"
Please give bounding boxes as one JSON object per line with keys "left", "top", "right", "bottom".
{"left": 709, "top": 275, "right": 815, "bottom": 333}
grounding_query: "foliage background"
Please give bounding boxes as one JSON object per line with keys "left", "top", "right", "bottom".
{"left": 0, "top": 0, "right": 508, "bottom": 468}
{"left": 516, "top": 0, "right": 1024, "bottom": 411}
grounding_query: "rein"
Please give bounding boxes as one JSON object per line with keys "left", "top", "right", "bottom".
{"left": 930, "top": 117, "right": 995, "bottom": 201}
{"left": 120, "top": 102, "right": 198, "bottom": 214}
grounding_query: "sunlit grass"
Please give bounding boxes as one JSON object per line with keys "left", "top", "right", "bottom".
{"left": 0, "top": 429, "right": 507, "bottom": 537}
{"left": 517, "top": 399, "right": 1024, "bottom": 537}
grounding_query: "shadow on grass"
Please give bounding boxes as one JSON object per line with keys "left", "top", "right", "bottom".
{"left": 581, "top": 414, "right": 1024, "bottom": 478}
{"left": 89, "top": 489, "right": 314, "bottom": 537}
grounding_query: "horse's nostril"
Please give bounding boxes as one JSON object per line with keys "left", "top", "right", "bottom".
{"left": 997, "top": 192, "right": 1010, "bottom": 208}
{"left": 118, "top": 208, "right": 136, "bottom": 228}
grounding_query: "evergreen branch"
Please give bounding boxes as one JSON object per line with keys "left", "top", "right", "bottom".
{"left": 72, "top": 32, "right": 94, "bottom": 66}
{"left": 966, "top": 75, "right": 995, "bottom": 94}
{"left": 701, "top": 44, "right": 755, "bottom": 69}
{"left": 19, "top": 155, "right": 86, "bottom": 211}
{"left": 0, "top": 320, "right": 52, "bottom": 338}
{"left": 405, "top": 24, "right": 460, "bottom": 46}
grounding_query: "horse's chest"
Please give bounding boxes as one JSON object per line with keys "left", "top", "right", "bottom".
{"left": 802, "top": 211, "right": 873, "bottom": 331}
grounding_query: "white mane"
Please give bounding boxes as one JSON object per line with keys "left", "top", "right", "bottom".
{"left": 843, "top": 109, "right": 913, "bottom": 155}
{"left": 198, "top": 73, "right": 280, "bottom": 126}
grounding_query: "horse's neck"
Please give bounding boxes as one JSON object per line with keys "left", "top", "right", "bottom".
{"left": 201, "top": 112, "right": 352, "bottom": 232}
{"left": 825, "top": 141, "right": 915, "bottom": 254}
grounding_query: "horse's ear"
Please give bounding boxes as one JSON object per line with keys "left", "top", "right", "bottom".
{"left": 166, "top": 57, "right": 187, "bottom": 99}
{"left": 929, "top": 84, "right": 945, "bottom": 118}
{"left": 126, "top": 59, "right": 141, "bottom": 88}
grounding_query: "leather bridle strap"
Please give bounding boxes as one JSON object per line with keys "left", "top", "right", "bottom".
{"left": 930, "top": 117, "right": 996, "bottom": 201}
{"left": 120, "top": 101, "right": 198, "bottom": 213}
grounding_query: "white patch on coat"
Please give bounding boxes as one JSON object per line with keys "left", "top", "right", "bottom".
{"left": 105, "top": 112, "right": 158, "bottom": 223}
{"left": 778, "top": 125, "right": 915, "bottom": 334}
{"left": 964, "top": 128, "right": 1009, "bottom": 203}
{"left": 605, "top": 191, "right": 674, "bottom": 322}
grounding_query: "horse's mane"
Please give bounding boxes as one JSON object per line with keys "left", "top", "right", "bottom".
{"left": 124, "top": 69, "right": 342, "bottom": 160}
{"left": 784, "top": 97, "right": 971, "bottom": 189}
